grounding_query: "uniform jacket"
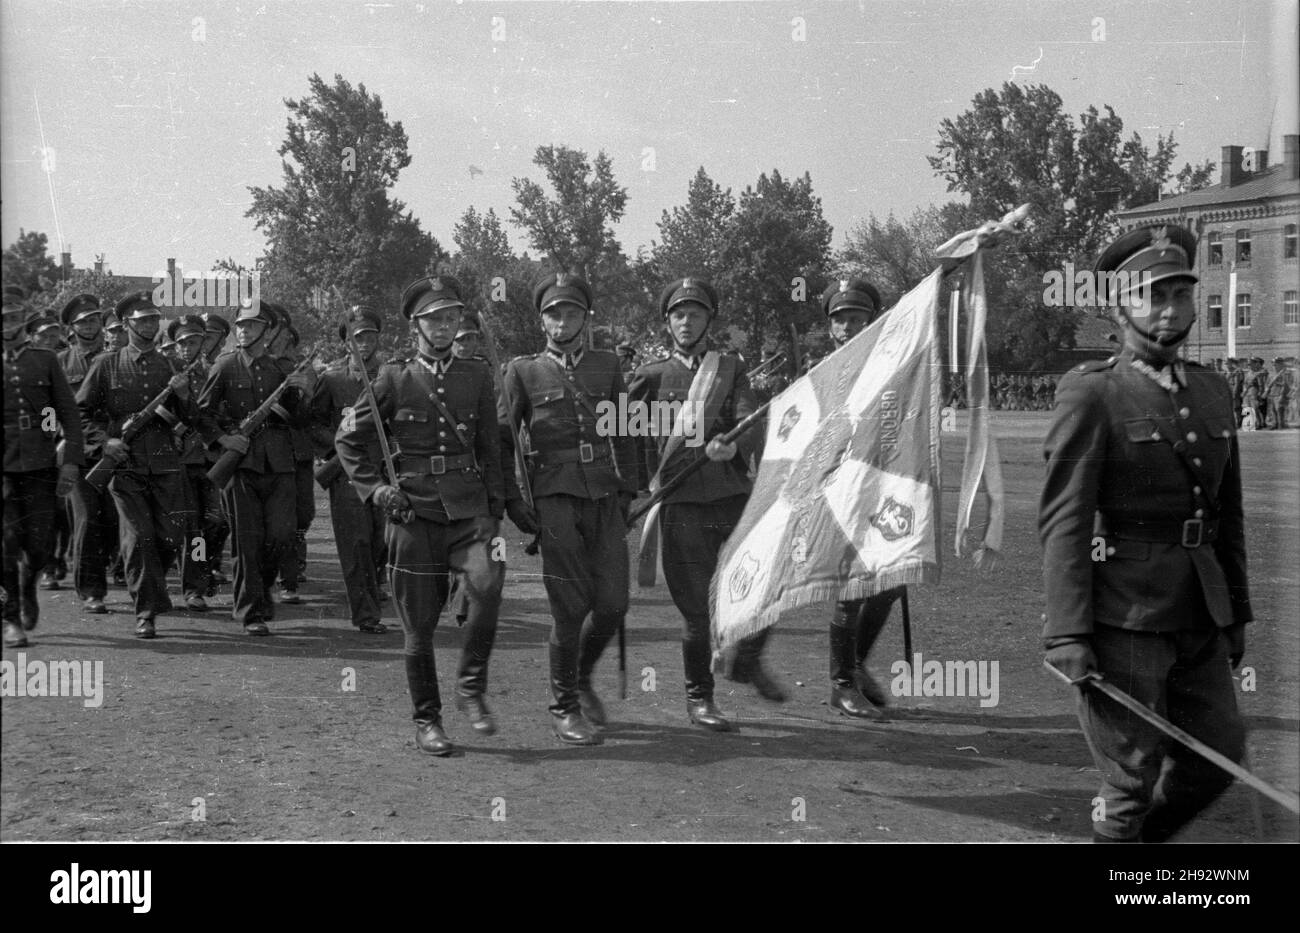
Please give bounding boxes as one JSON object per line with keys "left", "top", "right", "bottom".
{"left": 1039, "top": 349, "right": 1251, "bottom": 641}
{"left": 59, "top": 342, "right": 108, "bottom": 460}
{"left": 76, "top": 343, "right": 191, "bottom": 475}
{"left": 503, "top": 347, "right": 638, "bottom": 500}
{"left": 4, "top": 343, "right": 85, "bottom": 472}
{"left": 335, "top": 352, "right": 504, "bottom": 522}
{"left": 195, "top": 349, "right": 310, "bottom": 475}
{"left": 309, "top": 358, "right": 382, "bottom": 465}
{"left": 626, "top": 349, "right": 758, "bottom": 503}
{"left": 282, "top": 354, "right": 317, "bottom": 464}
{"left": 176, "top": 358, "right": 211, "bottom": 466}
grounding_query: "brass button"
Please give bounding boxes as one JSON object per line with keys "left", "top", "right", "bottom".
{"left": 439, "top": 445, "right": 446, "bottom": 452}
{"left": 1150, "top": 431, "right": 1160, "bottom": 440}
{"left": 1186, "top": 431, "right": 1197, "bottom": 442}
{"left": 1106, "top": 546, "right": 1116, "bottom": 556}
{"left": 1193, "top": 486, "right": 1202, "bottom": 495}
{"left": 1194, "top": 509, "right": 1204, "bottom": 518}
{"left": 1179, "top": 407, "right": 1190, "bottom": 418}
{"left": 439, "top": 431, "right": 446, "bottom": 438}
{"left": 1192, "top": 457, "right": 1203, "bottom": 467}
{"left": 437, "top": 387, "right": 445, "bottom": 394}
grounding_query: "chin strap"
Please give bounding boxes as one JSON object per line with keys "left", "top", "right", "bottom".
{"left": 1121, "top": 312, "right": 1192, "bottom": 358}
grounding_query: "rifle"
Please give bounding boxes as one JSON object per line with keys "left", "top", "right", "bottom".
{"left": 746, "top": 353, "right": 786, "bottom": 382}
{"left": 344, "top": 337, "right": 407, "bottom": 523}
{"left": 315, "top": 362, "right": 387, "bottom": 490}
{"left": 207, "top": 351, "right": 319, "bottom": 488}
{"left": 85, "top": 354, "right": 205, "bottom": 492}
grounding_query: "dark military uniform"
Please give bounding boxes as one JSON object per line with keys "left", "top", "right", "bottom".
{"left": 196, "top": 340, "right": 310, "bottom": 630}
{"left": 279, "top": 356, "right": 317, "bottom": 596}
{"left": 4, "top": 340, "right": 85, "bottom": 637}
{"left": 77, "top": 330, "right": 193, "bottom": 629}
{"left": 628, "top": 341, "right": 759, "bottom": 718}
{"left": 168, "top": 316, "right": 220, "bottom": 607}
{"left": 1041, "top": 224, "right": 1251, "bottom": 843}
{"left": 504, "top": 338, "right": 638, "bottom": 726}
{"left": 336, "top": 276, "right": 507, "bottom": 752}
{"left": 58, "top": 298, "right": 119, "bottom": 607}
{"left": 310, "top": 355, "right": 388, "bottom": 632}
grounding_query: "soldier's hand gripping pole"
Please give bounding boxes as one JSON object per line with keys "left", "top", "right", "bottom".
{"left": 207, "top": 351, "right": 320, "bottom": 488}
{"left": 1044, "top": 659, "right": 1300, "bottom": 815}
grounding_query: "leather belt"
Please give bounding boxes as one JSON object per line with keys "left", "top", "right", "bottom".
{"left": 532, "top": 442, "right": 610, "bottom": 468}
{"left": 397, "top": 453, "right": 477, "bottom": 476}
{"left": 1106, "top": 517, "right": 1219, "bottom": 548}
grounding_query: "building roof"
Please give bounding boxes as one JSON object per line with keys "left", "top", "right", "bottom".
{"left": 1121, "top": 165, "right": 1300, "bottom": 217}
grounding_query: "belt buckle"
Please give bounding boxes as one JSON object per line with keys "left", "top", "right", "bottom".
{"left": 18, "top": 412, "right": 32, "bottom": 430}
{"left": 579, "top": 443, "right": 594, "bottom": 464}
{"left": 1181, "top": 518, "right": 1204, "bottom": 548}
{"left": 429, "top": 455, "right": 446, "bottom": 475}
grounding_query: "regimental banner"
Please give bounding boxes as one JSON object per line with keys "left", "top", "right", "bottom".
{"left": 710, "top": 268, "right": 944, "bottom": 651}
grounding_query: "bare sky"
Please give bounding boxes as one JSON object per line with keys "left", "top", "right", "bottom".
{"left": 2, "top": 0, "right": 1296, "bottom": 279}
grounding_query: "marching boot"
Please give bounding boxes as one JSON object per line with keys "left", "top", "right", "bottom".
{"left": 683, "top": 632, "right": 733, "bottom": 732}
{"left": 829, "top": 623, "right": 883, "bottom": 719}
{"left": 407, "top": 652, "right": 455, "bottom": 756}
{"left": 549, "top": 640, "right": 602, "bottom": 746}
{"left": 455, "top": 610, "right": 498, "bottom": 736}
{"left": 853, "top": 590, "right": 898, "bottom": 707}
{"left": 576, "top": 612, "right": 621, "bottom": 727}
{"left": 727, "top": 627, "right": 788, "bottom": 702}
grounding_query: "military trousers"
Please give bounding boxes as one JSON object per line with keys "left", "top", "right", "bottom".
{"left": 179, "top": 463, "right": 222, "bottom": 598}
{"left": 109, "top": 468, "right": 187, "bottom": 620}
{"left": 1079, "top": 621, "right": 1245, "bottom": 842}
{"left": 386, "top": 514, "right": 503, "bottom": 721}
{"left": 69, "top": 467, "right": 119, "bottom": 600}
{"left": 278, "top": 460, "right": 316, "bottom": 589}
{"left": 831, "top": 586, "right": 906, "bottom": 663}
{"left": 536, "top": 493, "right": 628, "bottom": 642}
{"left": 3, "top": 469, "right": 59, "bottom": 627}
{"left": 327, "top": 475, "right": 386, "bottom": 628}
{"left": 222, "top": 470, "right": 296, "bottom": 625}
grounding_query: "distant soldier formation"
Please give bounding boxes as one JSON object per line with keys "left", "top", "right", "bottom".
{"left": 2, "top": 221, "right": 1281, "bottom": 840}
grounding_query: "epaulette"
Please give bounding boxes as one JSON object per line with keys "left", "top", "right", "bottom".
{"left": 1069, "top": 356, "right": 1118, "bottom": 375}
{"left": 385, "top": 353, "right": 412, "bottom": 365}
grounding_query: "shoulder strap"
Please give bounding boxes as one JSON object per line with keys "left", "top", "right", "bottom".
{"left": 412, "top": 356, "right": 472, "bottom": 448}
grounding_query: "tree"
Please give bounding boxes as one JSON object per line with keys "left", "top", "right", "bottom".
{"left": 446, "top": 207, "right": 539, "bottom": 357}
{"left": 928, "top": 83, "right": 1194, "bottom": 371}
{"left": 3, "top": 229, "right": 61, "bottom": 299}
{"left": 246, "top": 73, "right": 444, "bottom": 343}
{"left": 836, "top": 204, "right": 970, "bottom": 309}
{"left": 510, "top": 145, "right": 629, "bottom": 291}
{"left": 648, "top": 167, "right": 737, "bottom": 283}
{"left": 1171, "top": 159, "right": 1217, "bottom": 195}
{"left": 720, "top": 169, "right": 833, "bottom": 363}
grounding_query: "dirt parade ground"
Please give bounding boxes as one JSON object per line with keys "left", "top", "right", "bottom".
{"left": 2, "top": 412, "right": 1297, "bottom": 843}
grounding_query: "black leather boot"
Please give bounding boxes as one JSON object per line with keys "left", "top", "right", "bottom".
{"left": 853, "top": 590, "right": 898, "bottom": 707}
{"left": 829, "top": 623, "right": 883, "bottom": 719}
{"left": 576, "top": 612, "right": 620, "bottom": 727}
{"left": 727, "top": 628, "right": 788, "bottom": 702}
{"left": 456, "top": 610, "right": 498, "bottom": 736}
{"left": 684, "top": 631, "right": 732, "bottom": 732}
{"left": 407, "top": 653, "right": 454, "bottom": 756}
{"left": 550, "top": 640, "right": 602, "bottom": 746}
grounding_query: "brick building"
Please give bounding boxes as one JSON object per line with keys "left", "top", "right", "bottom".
{"left": 1115, "top": 135, "right": 1300, "bottom": 364}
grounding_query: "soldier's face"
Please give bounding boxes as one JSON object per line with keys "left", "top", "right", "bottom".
{"left": 829, "top": 309, "right": 872, "bottom": 346}
{"left": 415, "top": 306, "right": 461, "bottom": 349}
{"left": 452, "top": 331, "right": 479, "bottom": 359}
{"left": 668, "top": 302, "right": 711, "bottom": 349}
{"left": 542, "top": 303, "right": 587, "bottom": 344}
{"left": 72, "top": 313, "right": 103, "bottom": 342}
{"left": 1125, "top": 278, "right": 1196, "bottom": 344}
{"left": 201, "top": 330, "right": 222, "bottom": 356}
{"left": 108, "top": 326, "right": 127, "bottom": 348}
{"left": 128, "top": 314, "right": 161, "bottom": 344}
{"left": 32, "top": 327, "right": 61, "bottom": 350}
{"left": 178, "top": 334, "right": 204, "bottom": 363}
{"left": 236, "top": 320, "right": 267, "bottom": 349}
{"left": 351, "top": 330, "right": 379, "bottom": 360}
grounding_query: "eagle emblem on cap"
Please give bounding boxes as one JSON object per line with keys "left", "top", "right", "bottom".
{"left": 430, "top": 276, "right": 443, "bottom": 291}
{"left": 556, "top": 272, "right": 568, "bottom": 288}
{"left": 682, "top": 276, "right": 694, "bottom": 290}
{"left": 840, "top": 279, "right": 850, "bottom": 293}
{"left": 1150, "top": 227, "right": 1172, "bottom": 251}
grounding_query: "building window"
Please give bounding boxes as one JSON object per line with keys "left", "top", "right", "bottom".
{"left": 1236, "top": 293, "right": 1252, "bottom": 328}
{"left": 1285, "top": 291, "right": 1299, "bottom": 325}
{"left": 1207, "top": 232, "right": 1222, "bottom": 265}
{"left": 1207, "top": 295, "right": 1223, "bottom": 329}
{"left": 1235, "top": 229, "right": 1251, "bottom": 265}
{"left": 1286, "top": 224, "right": 1298, "bottom": 260}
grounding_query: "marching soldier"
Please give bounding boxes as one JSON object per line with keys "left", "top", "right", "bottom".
{"left": 818, "top": 278, "right": 901, "bottom": 718}
{"left": 272, "top": 315, "right": 316, "bottom": 603}
{"left": 1041, "top": 224, "right": 1251, "bottom": 843}
{"left": 627, "top": 276, "right": 766, "bottom": 732}
{"left": 77, "top": 292, "right": 196, "bottom": 638}
{"left": 169, "top": 315, "right": 218, "bottom": 611}
{"left": 1264, "top": 357, "right": 1289, "bottom": 429}
{"left": 501, "top": 272, "right": 637, "bottom": 746}
{"left": 104, "top": 312, "right": 128, "bottom": 351}
{"left": 3, "top": 296, "right": 84, "bottom": 648}
{"left": 195, "top": 299, "right": 313, "bottom": 635}
{"left": 309, "top": 306, "right": 389, "bottom": 634}
{"left": 201, "top": 312, "right": 231, "bottom": 363}
{"left": 1242, "top": 358, "right": 1266, "bottom": 429}
{"left": 58, "top": 294, "right": 118, "bottom": 614}
{"left": 451, "top": 313, "right": 484, "bottom": 362}
{"left": 1225, "top": 359, "right": 1244, "bottom": 426}
{"left": 336, "top": 275, "right": 511, "bottom": 756}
